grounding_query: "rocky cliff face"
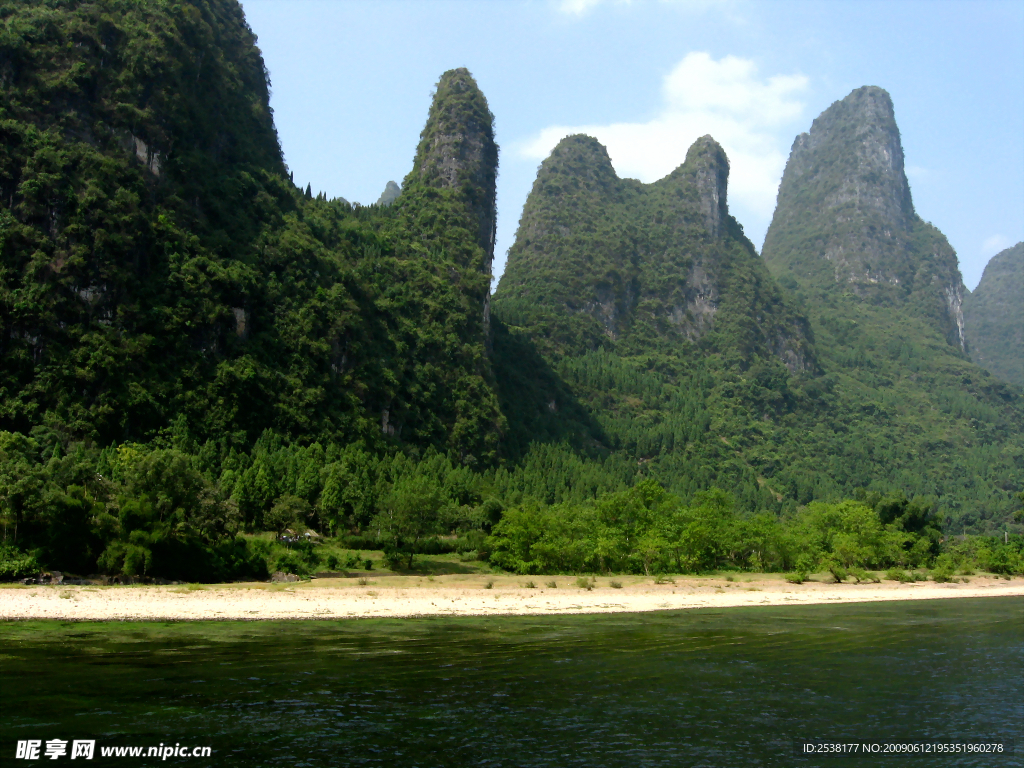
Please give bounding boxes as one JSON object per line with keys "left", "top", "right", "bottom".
{"left": 404, "top": 68, "right": 498, "bottom": 331}
{"left": 964, "top": 242, "right": 1024, "bottom": 386}
{"left": 762, "top": 86, "right": 968, "bottom": 351}
{"left": 494, "top": 134, "right": 815, "bottom": 371}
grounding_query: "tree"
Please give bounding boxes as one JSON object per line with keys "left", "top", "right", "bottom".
{"left": 266, "top": 495, "right": 310, "bottom": 536}
{"left": 372, "top": 475, "right": 444, "bottom": 569}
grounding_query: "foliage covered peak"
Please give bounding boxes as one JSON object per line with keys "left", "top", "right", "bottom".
{"left": 964, "top": 242, "right": 1024, "bottom": 386}
{"left": 402, "top": 68, "right": 498, "bottom": 290}
{"left": 762, "top": 84, "right": 968, "bottom": 351}
{"left": 407, "top": 67, "right": 497, "bottom": 194}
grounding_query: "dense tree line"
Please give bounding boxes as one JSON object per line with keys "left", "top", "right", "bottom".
{"left": 2, "top": 425, "right": 1022, "bottom": 581}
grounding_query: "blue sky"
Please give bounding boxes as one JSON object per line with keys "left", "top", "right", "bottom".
{"left": 240, "top": 0, "right": 1023, "bottom": 291}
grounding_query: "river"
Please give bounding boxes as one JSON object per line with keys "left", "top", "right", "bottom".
{"left": 2, "top": 597, "right": 1021, "bottom": 766}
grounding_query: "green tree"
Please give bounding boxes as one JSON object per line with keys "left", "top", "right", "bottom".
{"left": 372, "top": 475, "right": 445, "bottom": 569}
{"left": 266, "top": 495, "right": 310, "bottom": 536}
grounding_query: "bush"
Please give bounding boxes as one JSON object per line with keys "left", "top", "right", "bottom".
{"left": 930, "top": 554, "right": 956, "bottom": 583}
{"left": 785, "top": 571, "right": 807, "bottom": 584}
{"left": 985, "top": 545, "right": 1023, "bottom": 576}
{"left": 342, "top": 552, "right": 360, "bottom": 569}
{"left": 885, "top": 568, "right": 911, "bottom": 583}
{"left": 0, "top": 546, "right": 39, "bottom": 580}
{"left": 609, "top": 580, "right": 622, "bottom": 589}
{"left": 576, "top": 576, "right": 593, "bottom": 591}
{"left": 848, "top": 568, "right": 879, "bottom": 584}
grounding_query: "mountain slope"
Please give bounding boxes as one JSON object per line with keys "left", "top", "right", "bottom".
{"left": 0, "top": 3, "right": 501, "bottom": 461}
{"left": 496, "top": 134, "right": 815, "bottom": 370}
{"left": 491, "top": 134, "right": 828, "bottom": 513}
{"left": 761, "top": 86, "right": 1024, "bottom": 531}
{"left": 762, "top": 86, "right": 967, "bottom": 351}
{"left": 964, "top": 243, "right": 1023, "bottom": 387}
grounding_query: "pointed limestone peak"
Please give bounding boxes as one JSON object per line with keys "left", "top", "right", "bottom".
{"left": 376, "top": 180, "right": 401, "bottom": 206}
{"left": 406, "top": 68, "right": 498, "bottom": 259}
{"left": 681, "top": 135, "right": 730, "bottom": 238}
{"left": 510, "top": 134, "right": 623, "bottom": 266}
{"left": 783, "top": 85, "right": 913, "bottom": 226}
{"left": 763, "top": 86, "right": 969, "bottom": 352}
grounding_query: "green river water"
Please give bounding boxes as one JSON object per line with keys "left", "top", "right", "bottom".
{"left": 1, "top": 597, "right": 1021, "bottom": 767}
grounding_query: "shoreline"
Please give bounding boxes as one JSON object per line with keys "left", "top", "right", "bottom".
{"left": 2, "top": 573, "right": 1023, "bottom": 622}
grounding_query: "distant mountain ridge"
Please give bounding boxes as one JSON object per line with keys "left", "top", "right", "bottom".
{"left": 376, "top": 181, "right": 401, "bottom": 206}
{"left": 965, "top": 243, "right": 1024, "bottom": 386}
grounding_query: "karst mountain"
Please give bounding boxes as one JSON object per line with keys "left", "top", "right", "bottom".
{"left": 1, "top": 0, "right": 1021, "bottom": 541}
{"left": 964, "top": 243, "right": 1023, "bottom": 387}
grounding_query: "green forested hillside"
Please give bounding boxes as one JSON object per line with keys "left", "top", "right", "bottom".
{"left": 0, "top": 1, "right": 510, "bottom": 577}
{"left": 492, "top": 134, "right": 830, "bottom": 513}
{"left": 760, "top": 87, "right": 1023, "bottom": 532}
{"left": 964, "top": 242, "right": 1023, "bottom": 386}
{"left": 0, "top": 1, "right": 501, "bottom": 460}
{"left": 0, "top": 1, "right": 1020, "bottom": 582}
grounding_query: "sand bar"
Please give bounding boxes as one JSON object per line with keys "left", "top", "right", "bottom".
{"left": 2, "top": 573, "right": 1023, "bottom": 622}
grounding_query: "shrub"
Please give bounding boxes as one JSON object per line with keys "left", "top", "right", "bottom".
{"left": 576, "top": 576, "right": 593, "bottom": 591}
{"left": 785, "top": 572, "right": 807, "bottom": 584}
{"left": 931, "top": 554, "right": 955, "bottom": 583}
{"left": 545, "top": 580, "right": 557, "bottom": 588}
{"left": 610, "top": 580, "right": 623, "bottom": 589}
{"left": 848, "top": 568, "right": 879, "bottom": 584}
{"left": 484, "top": 579, "right": 494, "bottom": 589}
{"left": 885, "top": 568, "right": 911, "bottom": 583}
{"left": 0, "top": 546, "right": 39, "bottom": 581}
{"left": 523, "top": 580, "right": 536, "bottom": 589}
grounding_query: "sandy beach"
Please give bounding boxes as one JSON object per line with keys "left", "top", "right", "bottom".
{"left": 2, "top": 572, "right": 1023, "bottom": 621}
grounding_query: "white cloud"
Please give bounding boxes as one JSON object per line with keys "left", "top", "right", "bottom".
{"left": 905, "top": 164, "right": 931, "bottom": 181}
{"left": 982, "top": 234, "right": 1012, "bottom": 255}
{"left": 555, "top": 0, "right": 731, "bottom": 17}
{"left": 557, "top": 0, "right": 611, "bottom": 16}
{"left": 517, "top": 52, "right": 808, "bottom": 241}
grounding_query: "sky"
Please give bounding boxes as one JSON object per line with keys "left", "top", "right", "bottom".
{"left": 240, "top": 0, "right": 1024, "bottom": 291}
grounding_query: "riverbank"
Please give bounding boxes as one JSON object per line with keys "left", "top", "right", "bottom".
{"left": 3, "top": 572, "right": 1023, "bottom": 621}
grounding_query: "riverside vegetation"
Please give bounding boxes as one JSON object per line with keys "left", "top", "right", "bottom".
{"left": 1, "top": 0, "right": 1022, "bottom": 584}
